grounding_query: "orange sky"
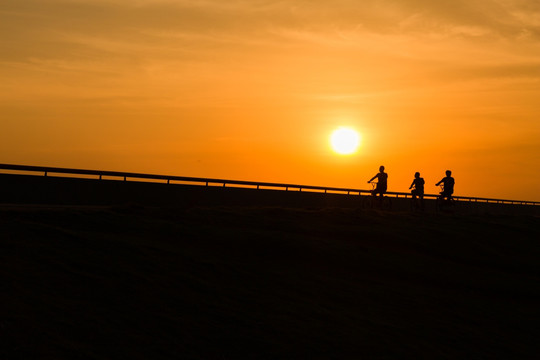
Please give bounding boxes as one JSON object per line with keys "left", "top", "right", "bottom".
{"left": 1, "top": 0, "right": 539, "bottom": 201}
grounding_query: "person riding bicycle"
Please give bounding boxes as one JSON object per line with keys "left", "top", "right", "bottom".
{"left": 368, "top": 166, "right": 388, "bottom": 197}
{"left": 436, "top": 170, "right": 455, "bottom": 200}
{"left": 409, "top": 172, "right": 425, "bottom": 209}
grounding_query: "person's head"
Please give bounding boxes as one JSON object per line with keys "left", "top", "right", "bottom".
{"left": 415, "top": 172, "right": 420, "bottom": 178}
{"left": 446, "top": 170, "right": 452, "bottom": 176}
{"left": 379, "top": 166, "right": 385, "bottom": 172}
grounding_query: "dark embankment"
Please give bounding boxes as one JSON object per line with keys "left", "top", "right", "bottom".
{"left": 1, "top": 203, "right": 539, "bottom": 359}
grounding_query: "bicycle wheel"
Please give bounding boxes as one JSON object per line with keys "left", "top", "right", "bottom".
{"left": 382, "top": 196, "right": 392, "bottom": 210}
{"left": 362, "top": 196, "right": 373, "bottom": 209}
{"left": 411, "top": 198, "right": 425, "bottom": 212}
{"left": 437, "top": 197, "right": 456, "bottom": 213}
{"left": 435, "top": 197, "right": 443, "bottom": 213}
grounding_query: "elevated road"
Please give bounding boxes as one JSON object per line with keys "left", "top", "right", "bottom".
{"left": 0, "top": 164, "right": 538, "bottom": 215}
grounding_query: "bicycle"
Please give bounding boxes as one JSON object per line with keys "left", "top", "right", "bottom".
{"left": 409, "top": 186, "right": 425, "bottom": 212}
{"left": 363, "top": 182, "right": 392, "bottom": 210}
{"left": 436, "top": 184, "right": 456, "bottom": 213}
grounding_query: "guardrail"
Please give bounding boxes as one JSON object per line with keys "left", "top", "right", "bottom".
{"left": 1, "top": 163, "right": 538, "bottom": 206}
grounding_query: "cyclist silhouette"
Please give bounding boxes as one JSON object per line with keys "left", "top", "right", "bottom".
{"left": 436, "top": 170, "right": 455, "bottom": 200}
{"left": 409, "top": 172, "right": 425, "bottom": 210}
{"left": 368, "top": 166, "right": 388, "bottom": 197}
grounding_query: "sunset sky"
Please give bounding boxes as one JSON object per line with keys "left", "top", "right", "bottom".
{"left": 1, "top": 0, "right": 539, "bottom": 201}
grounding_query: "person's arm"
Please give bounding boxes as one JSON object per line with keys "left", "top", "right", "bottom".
{"left": 368, "top": 174, "right": 377, "bottom": 183}
{"left": 435, "top": 178, "right": 442, "bottom": 186}
{"left": 409, "top": 180, "right": 415, "bottom": 189}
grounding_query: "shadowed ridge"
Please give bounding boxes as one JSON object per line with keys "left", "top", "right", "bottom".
{"left": 1, "top": 204, "right": 539, "bottom": 359}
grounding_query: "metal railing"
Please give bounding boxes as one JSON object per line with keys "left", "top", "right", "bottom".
{"left": 1, "top": 163, "right": 538, "bottom": 206}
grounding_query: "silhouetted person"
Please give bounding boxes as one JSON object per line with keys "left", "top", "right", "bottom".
{"left": 409, "top": 172, "right": 425, "bottom": 209}
{"left": 436, "top": 170, "right": 455, "bottom": 200}
{"left": 368, "top": 166, "right": 388, "bottom": 197}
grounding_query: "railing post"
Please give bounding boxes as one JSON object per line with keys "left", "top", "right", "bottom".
{"left": 44, "top": 171, "right": 47, "bottom": 177}
{"left": 124, "top": 176, "right": 126, "bottom": 181}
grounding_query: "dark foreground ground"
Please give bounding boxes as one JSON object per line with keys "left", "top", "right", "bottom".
{"left": 1, "top": 204, "right": 539, "bottom": 359}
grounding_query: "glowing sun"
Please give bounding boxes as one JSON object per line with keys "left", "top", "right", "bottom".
{"left": 330, "top": 127, "right": 361, "bottom": 155}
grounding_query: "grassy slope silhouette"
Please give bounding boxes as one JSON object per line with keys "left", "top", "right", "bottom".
{"left": 1, "top": 204, "right": 539, "bottom": 359}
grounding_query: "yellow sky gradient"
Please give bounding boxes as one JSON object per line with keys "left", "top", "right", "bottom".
{"left": 1, "top": 0, "right": 539, "bottom": 201}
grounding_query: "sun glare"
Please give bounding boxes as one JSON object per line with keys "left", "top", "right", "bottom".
{"left": 330, "top": 127, "right": 360, "bottom": 155}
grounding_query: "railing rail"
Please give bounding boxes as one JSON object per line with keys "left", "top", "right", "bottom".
{"left": 1, "top": 163, "right": 539, "bottom": 206}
